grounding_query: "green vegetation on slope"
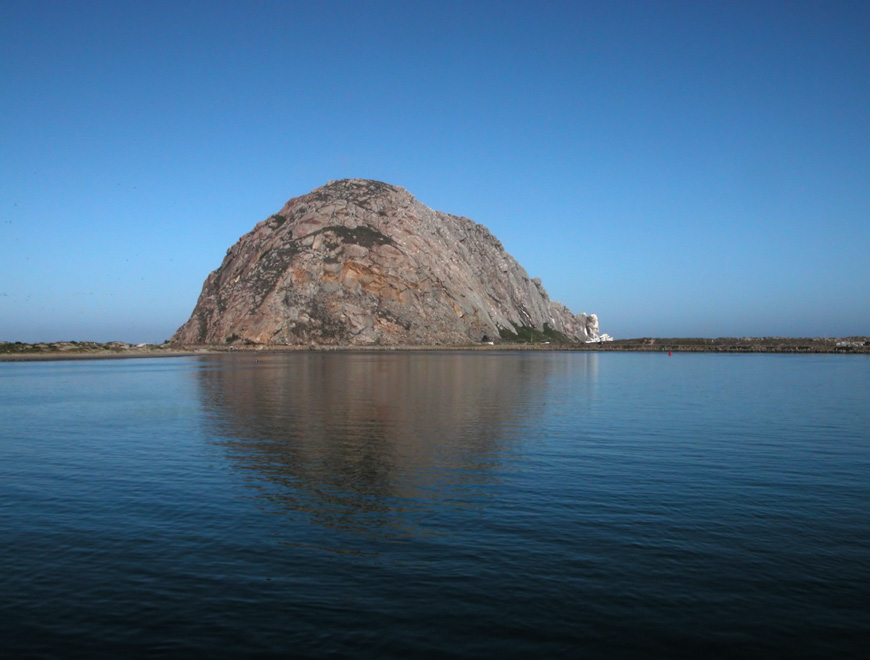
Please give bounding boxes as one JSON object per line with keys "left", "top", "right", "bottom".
{"left": 498, "top": 323, "right": 572, "bottom": 344}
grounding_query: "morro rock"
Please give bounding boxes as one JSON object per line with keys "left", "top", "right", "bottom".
{"left": 172, "top": 179, "right": 602, "bottom": 346}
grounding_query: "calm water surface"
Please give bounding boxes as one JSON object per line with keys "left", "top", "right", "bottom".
{"left": 1, "top": 352, "right": 868, "bottom": 658}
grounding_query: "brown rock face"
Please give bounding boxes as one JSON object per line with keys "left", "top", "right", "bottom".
{"left": 172, "top": 179, "right": 601, "bottom": 346}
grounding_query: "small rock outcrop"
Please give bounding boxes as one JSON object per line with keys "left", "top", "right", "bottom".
{"left": 172, "top": 179, "right": 603, "bottom": 346}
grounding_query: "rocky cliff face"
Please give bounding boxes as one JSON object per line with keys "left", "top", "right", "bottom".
{"left": 172, "top": 179, "right": 601, "bottom": 346}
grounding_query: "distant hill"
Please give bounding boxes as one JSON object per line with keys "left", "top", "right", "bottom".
{"left": 172, "top": 179, "right": 603, "bottom": 346}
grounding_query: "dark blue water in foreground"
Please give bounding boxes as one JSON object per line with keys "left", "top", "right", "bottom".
{"left": 1, "top": 352, "right": 869, "bottom": 658}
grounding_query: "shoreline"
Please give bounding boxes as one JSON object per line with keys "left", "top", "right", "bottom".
{"left": 0, "top": 349, "right": 215, "bottom": 362}
{"left": 3, "top": 336, "right": 869, "bottom": 362}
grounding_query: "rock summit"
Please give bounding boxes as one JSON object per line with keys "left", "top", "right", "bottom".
{"left": 172, "top": 179, "right": 603, "bottom": 346}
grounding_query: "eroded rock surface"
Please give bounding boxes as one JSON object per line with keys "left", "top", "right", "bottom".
{"left": 172, "top": 179, "right": 602, "bottom": 346}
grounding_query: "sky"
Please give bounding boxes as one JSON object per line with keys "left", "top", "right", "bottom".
{"left": 2, "top": 0, "right": 868, "bottom": 342}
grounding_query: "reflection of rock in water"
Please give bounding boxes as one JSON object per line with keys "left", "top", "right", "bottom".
{"left": 195, "top": 352, "right": 562, "bottom": 538}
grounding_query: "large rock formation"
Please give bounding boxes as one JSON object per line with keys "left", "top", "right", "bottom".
{"left": 172, "top": 179, "right": 602, "bottom": 346}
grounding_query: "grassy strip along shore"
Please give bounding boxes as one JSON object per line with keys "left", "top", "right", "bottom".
{"left": 583, "top": 337, "right": 870, "bottom": 353}
{"left": 3, "top": 336, "right": 869, "bottom": 361}
{"left": 0, "top": 341, "right": 206, "bottom": 361}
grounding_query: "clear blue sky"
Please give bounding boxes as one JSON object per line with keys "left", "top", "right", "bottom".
{"left": 2, "top": 0, "right": 868, "bottom": 342}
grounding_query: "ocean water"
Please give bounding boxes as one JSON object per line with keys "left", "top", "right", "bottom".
{"left": 1, "top": 352, "right": 868, "bottom": 658}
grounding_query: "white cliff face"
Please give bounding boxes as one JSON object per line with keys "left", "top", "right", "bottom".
{"left": 172, "top": 179, "right": 603, "bottom": 346}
